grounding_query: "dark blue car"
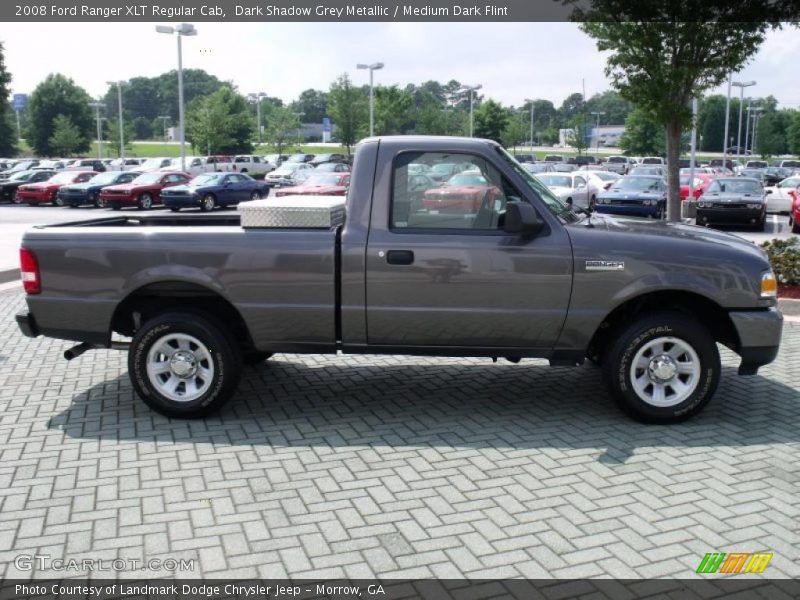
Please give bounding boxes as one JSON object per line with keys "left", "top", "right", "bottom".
{"left": 58, "top": 171, "right": 139, "bottom": 208}
{"left": 161, "top": 173, "right": 270, "bottom": 212}
{"left": 595, "top": 175, "right": 667, "bottom": 219}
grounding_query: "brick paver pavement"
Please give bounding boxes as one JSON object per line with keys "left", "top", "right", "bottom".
{"left": 0, "top": 290, "right": 797, "bottom": 579}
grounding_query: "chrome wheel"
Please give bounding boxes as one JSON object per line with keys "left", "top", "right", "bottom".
{"left": 139, "top": 193, "right": 152, "bottom": 210}
{"left": 145, "top": 333, "right": 215, "bottom": 403}
{"left": 630, "top": 336, "right": 700, "bottom": 407}
{"left": 202, "top": 194, "right": 215, "bottom": 211}
{"left": 250, "top": 190, "right": 261, "bottom": 200}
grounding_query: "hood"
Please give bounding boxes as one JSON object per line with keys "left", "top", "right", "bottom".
{"left": 573, "top": 213, "right": 767, "bottom": 262}
{"left": 601, "top": 189, "right": 662, "bottom": 200}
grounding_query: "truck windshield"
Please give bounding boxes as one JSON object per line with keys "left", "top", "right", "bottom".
{"left": 495, "top": 148, "right": 578, "bottom": 223}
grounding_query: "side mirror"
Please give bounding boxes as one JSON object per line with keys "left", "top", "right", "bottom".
{"left": 504, "top": 201, "right": 545, "bottom": 236}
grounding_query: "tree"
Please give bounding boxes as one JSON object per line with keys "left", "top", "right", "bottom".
{"left": 619, "top": 108, "right": 665, "bottom": 156}
{"left": 290, "top": 89, "right": 328, "bottom": 124}
{"left": 503, "top": 111, "right": 528, "bottom": 153}
{"left": 106, "top": 118, "right": 135, "bottom": 157}
{"left": 0, "top": 43, "right": 16, "bottom": 157}
{"left": 567, "top": 115, "right": 591, "bottom": 155}
{"left": 755, "top": 112, "right": 788, "bottom": 158}
{"left": 185, "top": 86, "right": 254, "bottom": 155}
{"left": 787, "top": 111, "right": 800, "bottom": 157}
{"left": 474, "top": 100, "right": 509, "bottom": 144}
{"left": 585, "top": 90, "right": 632, "bottom": 125}
{"left": 574, "top": 2, "right": 795, "bottom": 221}
{"left": 48, "top": 115, "right": 85, "bottom": 156}
{"left": 27, "top": 73, "right": 93, "bottom": 156}
{"left": 697, "top": 94, "right": 729, "bottom": 152}
{"left": 328, "top": 73, "right": 367, "bottom": 155}
{"left": 558, "top": 92, "right": 585, "bottom": 123}
{"left": 264, "top": 106, "right": 300, "bottom": 157}
{"left": 374, "top": 85, "right": 413, "bottom": 135}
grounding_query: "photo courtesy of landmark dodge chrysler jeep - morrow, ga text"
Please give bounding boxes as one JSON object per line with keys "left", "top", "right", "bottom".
{"left": 16, "top": 137, "right": 783, "bottom": 424}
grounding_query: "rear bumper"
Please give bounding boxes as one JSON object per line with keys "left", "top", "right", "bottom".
{"left": 16, "top": 310, "right": 39, "bottom": 338}
{"left": 729, "top": 308, "right": 783, "bottom": 375}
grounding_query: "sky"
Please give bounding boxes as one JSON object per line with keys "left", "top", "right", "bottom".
{"left": 3, "top": 22, "right": 800, "bottom": 115}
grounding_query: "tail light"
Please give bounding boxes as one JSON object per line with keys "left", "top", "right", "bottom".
{"left": 20, "top": 248, "right": 41, "bottom": 294}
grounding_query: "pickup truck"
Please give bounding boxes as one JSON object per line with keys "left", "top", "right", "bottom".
{"left": 15, "top": 136, "right": 783, "bottom": 424}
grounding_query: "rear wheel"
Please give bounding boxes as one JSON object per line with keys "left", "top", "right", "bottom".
{"left": 201, "top": 194, "right": 216, "bottom": 212}
{"left": 603, "top": 312, "right": 720, "bottom": 424}
{"left": 250, "top": 190, "right": 261, "bottom": 201}
{"left": 129, "top": 311, "right": 242, "bottom": 418}
{"left": 137, "top": 192, "right": 153, "bottom": 210}
{"left": 170, "top": 207, "right": 180, "bottom": 213}
{"left": 53, "top": 195, "right": 64, "bottom": 207}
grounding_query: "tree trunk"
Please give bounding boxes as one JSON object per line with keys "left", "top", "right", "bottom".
{"left": 665, "top": 120, "right": 682, "bottom": 222}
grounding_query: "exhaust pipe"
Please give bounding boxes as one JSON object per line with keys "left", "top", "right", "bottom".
{"left": 64, "top": 340, "right": 131, "bottom": 360}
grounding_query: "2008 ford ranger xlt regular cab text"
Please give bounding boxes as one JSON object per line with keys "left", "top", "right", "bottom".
{"left": 16, "top": 137, "right": 783, "bottom": 423}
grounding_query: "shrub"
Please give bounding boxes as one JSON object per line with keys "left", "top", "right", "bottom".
{"left": 760, "top": 238, "right": 800, "bottom": 285}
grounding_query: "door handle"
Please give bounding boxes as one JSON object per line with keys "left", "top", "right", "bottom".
{"left": 385, "top": 250, "right": 415, "bottom": 265}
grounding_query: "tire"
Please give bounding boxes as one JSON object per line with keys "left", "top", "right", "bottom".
{"left": 170, "top": 207, "right": 180, "bottom": 212}
{"left": 791, "top": 216, "right": 800, "bottom": 234}
{"left": 53, "top": 195, "right": 64, "bottom": 207}
{"left": 250, "top": 190, "right": 261, "bottom": 201}
{"left": 137, "top": 192, "right": 153, "bottom": 210}
{"left": 11, "top": 189, "right": 19, "bottom": 204}
{"left": 201, "top": 194, "right": 216, "bottom": 212}
{"left": 589, "top": 195, "right": 596, "bottom": 211}
{"left": 243, "top": 351, "right": 274, "bottom": 365}
{"left": 128, "top": 311, "right": 242, "bottom": 418}
{"left": 92, "top": 193, "right": 104, "bottom": 208}
{"left": 603, "top": 312, "right": 720, "bottom": 424}
{"left": 111, "top": 203, "right": 121, "bottom": 211}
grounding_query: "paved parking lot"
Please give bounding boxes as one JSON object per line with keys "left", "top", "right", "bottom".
{"left": 1, "top": 289, "right": 798, "bottom": 579}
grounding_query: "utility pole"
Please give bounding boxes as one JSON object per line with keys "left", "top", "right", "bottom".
{"left": 524, "top": 98, "right": 535, "bottom": 149}
{"left": 356, "top": 62, "right": 384, "bottom": 137}
{"left": 89, "top": 101, "right": 104, "bottom": 160}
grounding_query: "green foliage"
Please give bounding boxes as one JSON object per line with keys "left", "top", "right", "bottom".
{"left": 585, "top": 90, "right": 633, "bottom": 126}
{"left": 0, "top": 43, "right": 17, "bottom": 157}
{"left": 105, "top": 118, "right": 135, "bottom": 157}
{"left": 567, "top": 115, "right": 590, "bottom": 154}
{"left": 48, "top": 115, "right": 85, "bottom": 157}
{"left": 502, "top": 112, "right": 528, "bottom": 151}
{"left": 186, "top": 86, "right": 254, "bottom": 155}
{"left": 574, "top": 2, "right": 790, "bottom": 220}
{"left": 760, "top": 238, "right": 800, "bottom": 285}
{"left": 787, "top": 111, "right": 800, "bottom": 157}
{"left": 328, "top": 73, "right": 367, "bottom": 155}
{"left": 264, "top": 106, "right": 300, "bottom": 157}
{"left": 559, "top": 93, "right": 585, "bottom": 122}
{"left": 374, "top": 86, "right": 413, "bottom": 135}
{"left": 755, "top": 111, "right": 789, "bottom": 157}
{"left": 619, "top": 108, "right": 665, "bottom": 156}
{"left": 290, "top": 89, "right": 328, "bottom": 124}
{"left": 474, "top": 99, "right": 509, "bottom": 144}
{"left": 132, "top": 116, "right": 153, "bottom": 140}
{"left": 27, "top": 73, "right": 93, "bottom": 156}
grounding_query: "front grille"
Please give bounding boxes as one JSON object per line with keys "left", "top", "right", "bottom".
{"left": 609, "top": 199, "right": 643, "bottom": 205}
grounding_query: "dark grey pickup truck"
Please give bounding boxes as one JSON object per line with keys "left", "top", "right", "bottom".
{"left": 16, "top": 137, "right": 783, "bottom": 423}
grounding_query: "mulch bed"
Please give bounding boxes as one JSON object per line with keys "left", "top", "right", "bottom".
{"left": 778, "top": 284, "right": 800, "bottom": 300}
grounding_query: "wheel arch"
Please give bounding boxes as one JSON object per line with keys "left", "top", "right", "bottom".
{"left": 586, "top": 290, "right": 739, "bottom": 363}
{"left": 110, "top": 280, "right": 255, "bottom": 352}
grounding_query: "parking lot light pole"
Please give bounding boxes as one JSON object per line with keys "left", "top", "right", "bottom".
{"left": 89, "top": 101, "right": 104, "bottom": 160}
{"left": 524, "top": 98, "right": 535, "bottom": 149}
{"left": 106, "top": 81, "right": 126, "bottom": 161}
{"left": 249, "top": 92, "right": 266, "bottom": 145}
{"left": 461, "top": 84, "right": 482, "bottom": 137}
{"left": 722, "top": 76, "right": 732, "bottom": 167}
{"left": 745, "top": 104, "right": 762, "bottom": 156}
{"left": 158, "top": 116, "right": 171, "bottom": 148}
{"left": 156, "top": 23, "right": 198, "bottom": 172}
{"left": 732, "top": 80, "right": 755, "bottom": 158}
{"left": 751, "top": 108, "right": 764, "bottom": 156}
{"left": 356, "top": 62, "right": 384, "bottom": 137}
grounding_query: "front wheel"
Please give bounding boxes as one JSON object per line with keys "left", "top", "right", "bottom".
{"left": 92, "top": 193, "right": 104, "bottom": 208}
{"left": 128, "top": 311, "right": 242, "bottom": 418}
{"left": 53, "top": 195, "right": 64, "bottom": 207}
{"left": 603, "top": 312, "right": 720, "bottom": 423}
{"left": 170, "top": 207, "right": 180, "bottom": 212}
{"left": 250, "top": 190, "right": 261, "bottom": 201}
{"left": 138, "top": 192, "right": 153, "bottom": 210}
{"left": 201, "top": 194, "right": 216, "bottom": 212}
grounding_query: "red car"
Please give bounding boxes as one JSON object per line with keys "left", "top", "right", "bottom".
{"left": 274, "top": 173, "right": 351, "bottom": 197}
{"left": 789, "top": 187, "right": 800, "bottom": 234}
{"left": 100, "top": 171, "right": 191, "bottom": 210}
{"left": 422, "top": 171, "right": 500, "bottom": 213}
{"left": 17, "top": 171, "right": 96, "bottom": 206}
{"left": 679, "top": 173, "right": 714, "bottom": 200}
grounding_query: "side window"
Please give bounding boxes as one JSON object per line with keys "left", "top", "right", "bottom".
{"left": 391, "top": 151, "right": 523, "bottom": 231}
{"left": 574, "top": 176, "right": 586, "bottom": 188}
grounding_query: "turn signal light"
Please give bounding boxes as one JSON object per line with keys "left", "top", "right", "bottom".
{"left": 760, "top": 272, "right": 777, "bottom": 298}
{"left": 19, "top": 247, "right": 41, "bottom": 294}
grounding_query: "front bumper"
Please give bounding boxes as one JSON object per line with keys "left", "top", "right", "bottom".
{"left": 595, "top": 203, "right": 662, "bottom": 218}
{"left": 59, "top": 191, "right": 92, "bottom": 205}
{"left": 17, "top": 191, "right": 54, "bottom": 203}
{"left": 163, "top": 194, "right": 200, "bottom": 207}
{"left": 100, "top": 194, "right": 135, "bottom": 206}
{"left": 16, "top": 310, "right": 39, "bottom": 338}
{"left": 729, "top": 308, "right": 783, "bottom": 375}
{"left": 697, "top": 207, "right": 764, "bottom": 224}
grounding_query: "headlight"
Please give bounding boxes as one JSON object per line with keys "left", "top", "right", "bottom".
{"left": 698, "top": 201, "right": 710, "bottom": 208}
{"left": 760, "top": 271, "right": 777, "bottom": 298}
{"left": 598, "top": 198, "right": 606, "bottom": 204}
{"left": 747, "top": 203, "right": 761, "bottom": 210}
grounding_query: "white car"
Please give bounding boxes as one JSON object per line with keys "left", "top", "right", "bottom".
{"left": 265, "top": 162, "right": 314, "bottom": 186}
{"left": 581, "top": 170, "right": 622, "bottom": 198}
{"left": 160, "top": 157, "right": 209, "bottom": 176}
{"left": 109, "top": 158, "right": 146, "bottom": 171}
{"left": 138, "top": 157, "right": 174, "bottom": 172}
{"left": 536, "top": 172, "right": 592, "bottom": 209}
{"left": 604, "top": 156, "right": 635, "bottom": 175}
{"left": 232, "top": 155, "right": 275, "bottom": 175}
{"left": 764, "top": 176, "right": 800, "bottom": 214}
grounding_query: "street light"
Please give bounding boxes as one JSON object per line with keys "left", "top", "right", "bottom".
{"left": 748, "top": 107, "right": 764, "bottom": 156}
{"left": 88, "top": 101, "right": 104, "bottom": 160}
{"left": 732, "top": 80, "right": 756, "bottom": 158}
{"left": 158, "top": 115, "right": 171, "bottom": 148}
{"left": 156, "top": 23, "right": 198, "bottom": 172}
{"left": 356, "top": 62, "right": 384, "bottom": 137}
{"left": 590, "top": 111, "right": 605, "bottom": 150}
{"left": 106, "top": 81, "right": 126, "bottom": 161}
{"left": 524, "top": 98, "right": 535, "bottom": 149}
{"left": 461, "top": 84, "right": 482, "bottom": 137}
{"left": 249, "top": 92, "right": 267, "bottom": 145}
{"left": 722, "top": 75, "right": 732, "bottom": 167}
{"left": 745, "top": 105, "right": 762, "bottom": 156}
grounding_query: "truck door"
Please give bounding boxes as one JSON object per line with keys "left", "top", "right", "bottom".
{"left": 365, "top": 150, "right": 573, "bottom": 351}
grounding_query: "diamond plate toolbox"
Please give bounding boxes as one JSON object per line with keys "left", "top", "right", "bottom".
{"left": 239, "top": 196, "right": 346, "bottom": 228}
